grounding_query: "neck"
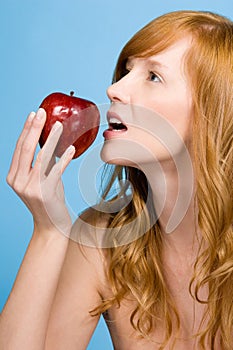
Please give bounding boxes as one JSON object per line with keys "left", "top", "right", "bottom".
{"left": 141, "top": 148, "right": 200, "bottom": 255}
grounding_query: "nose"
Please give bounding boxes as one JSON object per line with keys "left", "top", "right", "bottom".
{"left": 106, "top": 76, "right": 132, "bottom": 104}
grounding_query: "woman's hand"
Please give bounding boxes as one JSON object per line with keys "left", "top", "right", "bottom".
{"left": 6, "top": 108, "right": 75, "bottom": 237}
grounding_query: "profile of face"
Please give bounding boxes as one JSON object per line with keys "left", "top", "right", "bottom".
{"left": 101, "top": 37, "right": 194, "bottom": 168}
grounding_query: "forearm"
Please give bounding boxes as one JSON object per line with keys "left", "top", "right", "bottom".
{"left": 0, "top": 229, "right": 69, "bottom": 350}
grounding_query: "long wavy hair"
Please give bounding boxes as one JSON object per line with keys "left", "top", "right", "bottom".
{"left": 90, "top": 10, "right": 233, "bottom": 349}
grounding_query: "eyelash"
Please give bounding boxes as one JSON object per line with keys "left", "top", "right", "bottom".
{"left": 149, "top": 71, "right": 161, "bottom": 83}
{"left": 124, "top": 68, "right": 131, "bottom": 76}
{"left": 123, "top": 68, "right": 162, "bottom": 83}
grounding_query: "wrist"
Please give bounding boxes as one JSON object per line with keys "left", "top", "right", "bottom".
{"left": 32, "top": 224, "right": 70, "bottom": 247}
{"left": 32, "top": 215, "right": 73, "bottom": 240}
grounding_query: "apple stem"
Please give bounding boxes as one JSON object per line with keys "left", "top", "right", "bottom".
{"left": 70, "top": 91, "right": 75, "bottom": 96}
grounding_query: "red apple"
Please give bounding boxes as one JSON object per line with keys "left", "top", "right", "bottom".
{"left": 39, "top": 91, "right": 100, "bottom": 159}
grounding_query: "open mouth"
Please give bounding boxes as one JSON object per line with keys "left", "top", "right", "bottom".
{"left": 109, "top": 122, "right": 128, "bottom": 131}
{"left": 103, "top": 112, "right": 128, "bottom": 139}
{"left": 108, "top": 116, "right": 128, "bottom": 131}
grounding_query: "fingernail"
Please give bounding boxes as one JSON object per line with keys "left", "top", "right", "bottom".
{"left": 36, "top": 108, "right": 45, "bottom": 120}
{"left": 52, "top": 121, "right": 62, "bottom": 131}
{"left": 28, "top": 111, "right": 36, "bottom": 121}
{"left": 66, "top": 145, "right": 75, "bottom": 155}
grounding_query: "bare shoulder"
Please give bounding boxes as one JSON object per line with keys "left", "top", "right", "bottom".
{"left": 79, "top": 206, "right": 112, "bottom": 228}
{"left": 45, "top": 218, "right": 110, "bottom": 349}
{"left": 70, "top": 205, "right": 113, "bottom": 249}
{"left": 71, "top": 194, "right": 132, "bottom": 248}
{"left": 69, "top": 206, "right": 113, "bottom": 289}
{"left": 44, "top": 207, "right": 114, "bottom": 349}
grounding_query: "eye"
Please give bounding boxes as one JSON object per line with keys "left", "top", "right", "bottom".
{"left": 124, "top": 68, "right": 130, "bottom": 75}
{"left": 149, "top": 71, "right": 161, "bottom": 83}
{"left": 123, "top": 67, "right": 132, "bottom": 77}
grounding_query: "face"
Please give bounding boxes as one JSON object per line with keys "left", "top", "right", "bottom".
{"left": 101, "top": 37, "right": 194, "bottom": 168}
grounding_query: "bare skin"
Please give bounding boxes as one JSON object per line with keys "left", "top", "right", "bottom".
{"left": 45, "top": 210, "right": 219, "bottom": 350}
{"left": 65, "top": 209, "right": 221, "bottom": 350}
{"left": 0, "top": 38, "right": 222, "bottom": 349}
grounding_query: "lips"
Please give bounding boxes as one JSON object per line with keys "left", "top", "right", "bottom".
{"left": 107, "top": 112, "right": 128, "bottom": 131}
{"left": 103, "top": 111, "right": 128, "bottom": 140}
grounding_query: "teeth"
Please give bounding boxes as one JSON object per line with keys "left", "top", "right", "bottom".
{"left": 109, "top": 117, "right": 122, "bottom": 124}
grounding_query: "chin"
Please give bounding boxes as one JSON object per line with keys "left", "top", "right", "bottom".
{"left": 100, "top": 151, "right": 136, "bottom": 167}
{"left": 100, "top": 142, "right": 139, "bottom": 167}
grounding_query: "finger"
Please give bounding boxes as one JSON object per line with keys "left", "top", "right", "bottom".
{"left": 16, "top": 108, "right": 46, "bottom": 179}
{"left": 7, "top": 111, "right": 36, "bottom": 185}
{"left": 45, "top": 155, "right": 56, "bottom": 176}
{"left": 46, "top": 145, "right": 75, "bottom": 186}
{"left": 37, "top": 121, "right": 63, "bottom": 176}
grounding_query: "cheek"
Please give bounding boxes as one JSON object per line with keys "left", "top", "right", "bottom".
{"left": 100, "top": 137, "right": 158, "bottom": 165}
{"left": 148, "top": 91, "right": 193, "bottom": 142}
{"left": 101, "top": 125, "right": 189, "bottom": 167}
{"left": 172, "top": 97, "right": 193, "bottom": 142}
{"left": 100, "top": 93, "right": 193, "bottom": 167}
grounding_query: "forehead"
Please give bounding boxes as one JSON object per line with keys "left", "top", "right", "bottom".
{"left": 127, "top": 37, "right": 192, "bottom": 69}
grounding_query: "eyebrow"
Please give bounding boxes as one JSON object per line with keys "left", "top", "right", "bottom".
{"left": 126, "top": 57, "right": 168, "bottom": 70}
{"left": 146, "top": 58, "right": 168, "bottom": 69}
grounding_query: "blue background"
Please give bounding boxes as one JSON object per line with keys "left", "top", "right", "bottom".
{"left": 1, "top": 1, "right": 233, "bottom": 349}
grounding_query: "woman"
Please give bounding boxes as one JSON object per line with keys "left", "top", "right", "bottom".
{"left": 1, "top": 10, "right": 233, "bottom": 350}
